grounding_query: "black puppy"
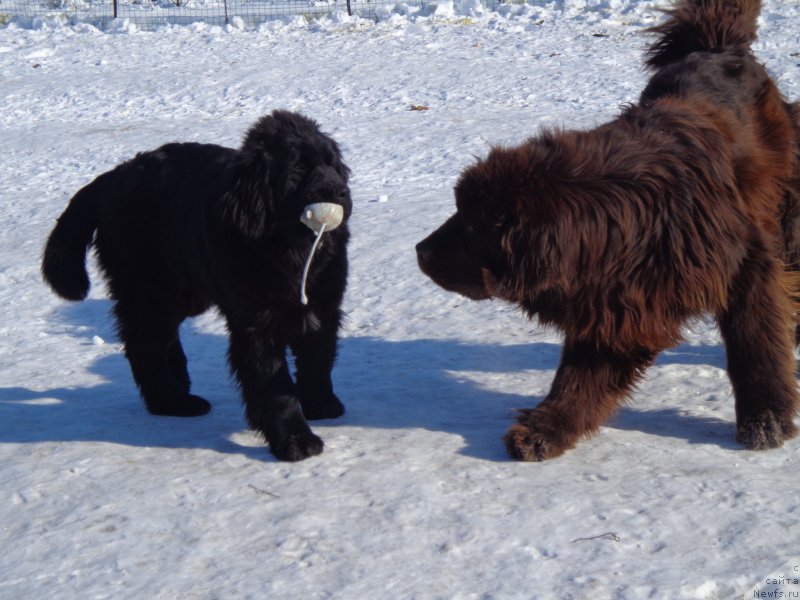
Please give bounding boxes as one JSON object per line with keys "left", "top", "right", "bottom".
{"left": 42, "top": 110, "right": 352, "bottom": 461}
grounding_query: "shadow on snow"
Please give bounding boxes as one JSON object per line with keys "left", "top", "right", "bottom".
{"left": 0, "top": 299, "right": 742, "bottom": 461}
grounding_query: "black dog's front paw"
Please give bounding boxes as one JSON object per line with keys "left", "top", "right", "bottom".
{"left": 301, "top": 394, "right": 345, "bottom": 421}
{"left": 270, "top": 431, "right": 324, "bottom": 462}
{"left": 146, "top": 394, "right": 211, "bottom": 417}
{"left": 248, "top": 394, "right": 326, "bottom": 460}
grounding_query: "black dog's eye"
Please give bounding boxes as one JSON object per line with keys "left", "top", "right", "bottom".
{"left": 283, "top": 163, "right": 306, "bottom": 189}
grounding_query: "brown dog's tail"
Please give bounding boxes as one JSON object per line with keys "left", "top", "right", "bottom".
{"left": 645, "top": 0, "right": 762, "bottom": 70}
{"left": 41, "top": 179, "right": 100, "bottom": 301}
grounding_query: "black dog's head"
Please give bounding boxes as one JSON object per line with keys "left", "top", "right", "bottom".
{"left": 221, "top": 110, "right": 352, "bottom": 239}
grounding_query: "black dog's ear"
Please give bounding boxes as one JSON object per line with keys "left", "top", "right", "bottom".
{"left": 220, "top": 153, "right": 273, "bottom": 239}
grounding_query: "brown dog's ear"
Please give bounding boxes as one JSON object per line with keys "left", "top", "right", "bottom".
{"left": 220, "top": 154, "right": 273, "bottom": 239}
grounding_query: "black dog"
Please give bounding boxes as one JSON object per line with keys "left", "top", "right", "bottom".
{"left": 42, "top": 110, "right": 352, "bottom": 461}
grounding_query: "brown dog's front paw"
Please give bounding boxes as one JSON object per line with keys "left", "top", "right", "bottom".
{"left": 736, "top": 411, "right": 798, "bottom": 450}
{"left": 503, "top": 422, "right": 572, "bottom": 462}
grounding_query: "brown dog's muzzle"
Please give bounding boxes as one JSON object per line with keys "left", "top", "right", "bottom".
{"left": 415, "top": 218, "right": 493, "bottom": 301}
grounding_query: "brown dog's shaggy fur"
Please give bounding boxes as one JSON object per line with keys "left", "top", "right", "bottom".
{"left": 416, "top": 0, "right": 800, "bottom": 461}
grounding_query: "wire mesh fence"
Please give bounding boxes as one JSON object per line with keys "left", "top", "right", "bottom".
{"left": 0, "top": 0, "right": 540, "bottom": 28}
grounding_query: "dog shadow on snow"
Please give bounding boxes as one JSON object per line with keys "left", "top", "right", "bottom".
{"left": 0, "top": 300, "right": 742, "bottom": 462}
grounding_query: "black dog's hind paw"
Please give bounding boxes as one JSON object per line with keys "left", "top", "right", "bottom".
{"left": 736, "top": 410, "right": 798, "bottom": 450}
{"left": 270, "top": 431, "right": 324, "bottom": 462}
{"left": 146, "top": 394, "right": 211, "bottom": 417}
{"left": 301, "top": 394, "right": 345, "bottom": 421}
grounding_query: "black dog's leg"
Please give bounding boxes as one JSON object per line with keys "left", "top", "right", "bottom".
{"left": 717, "top": 244, "right": 799, "bottom": 449}
{"left": 115, "top": 301, "right": 210, "bottom": 417}
{"left": 168, "top": 338, "right": 191, "bottom": 393}
{"left": 228, "top": 326, "right": 323, "bottom": 461}
{"left": 291, "top": 310, "right": 345, "bottom": 421}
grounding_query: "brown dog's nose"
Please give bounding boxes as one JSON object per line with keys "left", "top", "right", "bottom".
{"left": 415, "top": 239, "right": 433, "bottom": 266}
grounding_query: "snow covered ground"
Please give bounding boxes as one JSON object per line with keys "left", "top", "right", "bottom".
{"left": 1, "top": 1, "right": 799, "bottom": 598}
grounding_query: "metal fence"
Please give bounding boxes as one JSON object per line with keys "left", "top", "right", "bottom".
{"left": 0, "top": 0, "right": 537, "bottom": 28}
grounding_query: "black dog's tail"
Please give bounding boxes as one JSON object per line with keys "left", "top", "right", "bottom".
{"left": 41, "top": 180, "right": 100, "bottom": 301}
{"left": 645, "top": 0, "right": 761, "bottom": 70}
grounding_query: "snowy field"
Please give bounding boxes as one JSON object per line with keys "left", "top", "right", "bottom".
{"left": 1, "top": 1, "right": 800, "bottom": 598}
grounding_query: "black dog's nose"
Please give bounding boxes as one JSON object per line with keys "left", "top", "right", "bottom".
{"left": 334, "top": 185, "right": 352, "bottom": 218}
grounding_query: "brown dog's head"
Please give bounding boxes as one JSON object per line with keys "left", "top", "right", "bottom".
{"left": 414, "top": 183, "right": 503, "bottom": 299}
{"left": 416, "top": 142, "right": 553, "bottom": 302}
{"left": 417, "top": 129, "right": 630, "bottom": 307}
{"left": 415, "top": 213, "right": 495, "bottom": 300}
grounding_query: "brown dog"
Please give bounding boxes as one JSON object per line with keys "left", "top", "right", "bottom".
{"left": 416, "top": 0, "right": 800, "bottom": 461}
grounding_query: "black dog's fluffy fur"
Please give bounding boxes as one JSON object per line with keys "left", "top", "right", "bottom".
{"left": 42, "top": 110, "right": 352, "bottom": 461}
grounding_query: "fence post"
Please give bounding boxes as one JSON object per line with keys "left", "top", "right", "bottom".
{"left": 346, "top": 0, "right": 351, "bottom": 16}
{"left": 113, "top": 0, "right": 117, "bottom": 19}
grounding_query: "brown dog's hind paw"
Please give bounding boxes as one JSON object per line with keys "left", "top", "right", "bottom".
{"left": 736, "top": 411, "right": 798, "bottom": 450}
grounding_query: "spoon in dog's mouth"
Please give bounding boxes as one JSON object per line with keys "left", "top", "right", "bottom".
{"left": 299, "top": 202, "right": 344, "bottom": 305}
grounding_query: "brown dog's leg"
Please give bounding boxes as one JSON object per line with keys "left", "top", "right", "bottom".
{"left": 505, "top": 341, "right": 656, "bottom": 461}
{"left": 717, "top": 243, "right": 799, "bottom": 449}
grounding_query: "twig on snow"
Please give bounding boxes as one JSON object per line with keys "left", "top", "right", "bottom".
{"left": 248, "top": 484, "right": 280, "bottom": 499}
{"left": 571, "top": 532, "right": 620, "bottom": 543}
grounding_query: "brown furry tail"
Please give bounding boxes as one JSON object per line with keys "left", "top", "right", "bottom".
{"left": 645, "top": 0, "right": 762, "bottom": 70}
